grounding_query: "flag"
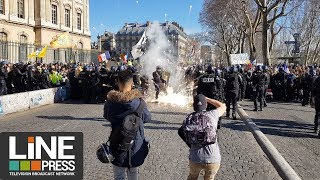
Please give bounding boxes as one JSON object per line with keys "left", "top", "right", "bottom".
{"left": 131, "top": 31, "right": 147, "bottom": 59}
{"left": 98, "top": 51, "right": 111, "bottom": 62}
{"left": 27, "top": 52, "right": 37, "bottom": 59}
{"left": 27, "top": 46, "right": 47, "bottom": 59}
{"left": 50, "top": 32, "right": 73, "bottom": 48}
{"left": 189, "top": 44, "right": 196, "bottom": 57}
{"left": 37, "top": 45, "right": 48, "bottom": 58}
{"left": 105, "top": 51, "right": 111, "bottom": 60}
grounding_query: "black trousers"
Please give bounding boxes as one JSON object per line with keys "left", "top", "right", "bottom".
{"left": 240, "top": 84, "right": 246, "bottom": 100}
{"left": 302, "top": 89, "right": 311, "bottom": 106}
{"left": 226, "top": 91, "right": 238, "bottom": 115}
{"left": 0, "top": 80, "right": 7, "bottom": 95}
{"left": 253, "top": 87, "right": 264, "bottom": 110}
{"left": 314, "top": 97, "right": 320, "bottom": 131}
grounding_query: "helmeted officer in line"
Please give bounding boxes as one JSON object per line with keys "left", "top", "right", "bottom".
{"left": 302, "top": 67, "right": 318, "bottom": 106}
{"left": 0, "top": 61, "right": 8, "bottom": 95}
{"left": 197, "top": 64, "right": 217, "bottom": 110}
{"left": 225, "top": 66, "right": 243, "bottom": 120}
{"left": 252, "top": 65, "right": 267, "bottom": 111}
{"left": 312, "top": 74, "right": 320, "bottom": 134}
{"left": 262, "top": 65, "right": 270, "bottom": 107}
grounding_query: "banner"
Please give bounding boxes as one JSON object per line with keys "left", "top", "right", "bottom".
{"left": 50, "top": 32, "right": 73, "bottom": 48}
{"left": 230, "top": 53, "right": 249, "bottom": 65}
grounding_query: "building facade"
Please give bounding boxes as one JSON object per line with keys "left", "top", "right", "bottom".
{"left": 116, "top": 21, "right": 190, "bottom": 62}
{"left": 0, "top": 0, "right": 91, "bottom": 63}
{"left": 97, "top": 31, "right": 116, "bottom": 51}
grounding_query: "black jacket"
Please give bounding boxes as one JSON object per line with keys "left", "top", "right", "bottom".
{"left": 104, "top": 89, "right": 151, "bottom": 167}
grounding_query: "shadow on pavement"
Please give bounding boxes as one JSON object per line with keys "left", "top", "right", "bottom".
{"left": 240, "top": 103, "right": 314, "bottom": 113}
{"left": 221, "top": 119, "right": 250, "bottom": 132}
{"left": 101, "top": 123, "right": 179, "bottom": 131}
{"left": 37, "top": 115, "right": 106, "bottom": 122}
{"left": 150, "top": 111, "right": 189, "bottom": 116}
{"left": 149, "top": 119, "right": 182, "bottom": 126}
{"left": 252, "top": 118, "right": 318, "bottom": 138}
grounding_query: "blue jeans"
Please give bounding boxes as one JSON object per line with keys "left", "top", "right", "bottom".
{"left": 113, "top": 165, "right": 138, "bottom": 180}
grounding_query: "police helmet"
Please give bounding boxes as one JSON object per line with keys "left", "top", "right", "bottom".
{"left": 309, "top": 68, "right": 316, "bottom": 76}
{"left": 110, "top": 66, "right": 117, "bottom": 72}
{"left": 230, "top": 66, "right": 238, "bottom": 73}
{"left": 83, "top": 65, "right": 89, "bottom": 71}
{"left": 0, "top": 61, "right": 8, "bottom": 66}
{"left": 215, "top": 68, "right": 222, "bottom": 77}
{"left": 206, "top": 64, "right": 214, "bottom": 73}
{"left": 256, "top": 65, "right": 262, "bottom": 71}
{"left": 156, "top": 66, "right": 162, "bottom": 71}
{"left": 262, "top": 65, "right": 269, "bottom": 71}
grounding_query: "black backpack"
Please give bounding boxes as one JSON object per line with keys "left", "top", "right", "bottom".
{"left": 109, "top": 99, "right": 145, "bottom": 152}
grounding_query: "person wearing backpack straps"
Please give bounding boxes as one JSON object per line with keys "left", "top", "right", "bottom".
{"left": 181, "top": 94, "right": 226, "bottom": 180}
{"left": 104, "top": 70, "right": 151, "bottom": 180}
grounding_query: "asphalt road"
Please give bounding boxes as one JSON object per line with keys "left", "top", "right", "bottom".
{"left": 0, "top": 101, "right": 280, "bottom": 180}
{"left": 240, "top": 100, "right": 320, "bottom": 180}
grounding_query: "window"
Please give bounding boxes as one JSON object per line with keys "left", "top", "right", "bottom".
{"left": 78, "top": 42, "right": 83, "bottom": 49}
{"left": 19, "top": 35, "right": 27, "bottom": 61}
{"left": 77, "top": 13, "right": 81, "bottom": 30}
{"left": 65, "top": 9, "right": 70, "bottom": 27}
{"left": 17, "top": 0, "right": 24, "bottom": 18}
{"left": 0, "top": 32, "right": 6, "bottom": 41}
{"left": 0, "top": 32, "right": 8, "bottom": 60}
{"left": 19, "top": 35, "right": 27, "bottom": 43}
{"left": 0, "top": 0, "right": 4, "bottom": 14}
{"left": 52, "top": 4, "right": 57, "bottom": 24}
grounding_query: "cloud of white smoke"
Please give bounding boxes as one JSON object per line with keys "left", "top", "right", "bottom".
{"left": 139, "top": 21, "right": 184, "bottom": 91}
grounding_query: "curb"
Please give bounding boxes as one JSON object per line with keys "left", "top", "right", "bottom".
{"left": 237, "top": 105, "right": 302, "bottom": 180}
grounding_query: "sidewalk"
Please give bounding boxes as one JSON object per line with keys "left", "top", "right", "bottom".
{"left": 240, "top": 100, "right": 320, "bottom": 179}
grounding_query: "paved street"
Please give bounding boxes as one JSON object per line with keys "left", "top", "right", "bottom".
{"left": 240, "top": 100, "right": 320, "bottom": 180}
{"left": 0, "top": 101, "right": 280, "bottom": 180}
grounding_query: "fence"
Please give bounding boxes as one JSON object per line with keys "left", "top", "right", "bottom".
{"left": 0, "top": 41, "right": 101, "bottom": 64}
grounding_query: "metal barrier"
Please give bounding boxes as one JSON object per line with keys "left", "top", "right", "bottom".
{"left": 0, "top": 41, "right": 101, "bottom": 64}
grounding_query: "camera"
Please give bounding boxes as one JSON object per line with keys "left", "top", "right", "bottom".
{"left": 96, "top": 142, "right": 114, "bottom": 163}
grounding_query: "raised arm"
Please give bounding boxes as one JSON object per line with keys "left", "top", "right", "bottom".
{"left": 205, "top": 97, "right": 226, "bottom": 117}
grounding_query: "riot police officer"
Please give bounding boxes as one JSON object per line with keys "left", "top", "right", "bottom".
{"left": 302, "top": 67, "right": 317, "bottom": 106}
{"left": 262, "top": 65, "right": 270, "bottom": 106}
{"left": 78, "top": 66, "right": 91, "bottom": 103}
{"left": 152, "top": 66, "right": 167, "bottom": 99}
{"left": 89, "top": 66, "right": 102, "bottom": 103}
{"left": 0, "top": 61, "right": 8, "bottom": 95}
{"left": 239, "top": 67, "right": 246, "bottom": 101}
{"left": 197, "top": 65, "right": 217, "bottom": 110}
{"left": 312, "top": 75, "right": 320, "bottom": 134}
{"left": 13, "top": 63, "right": 27, "bottom": 93}
{"left": 68, "top": 65, "right": 80, "bottom": 98}
{"left": 274, "top": 67, "right": 287, "bottom": 101}
{"left": 252, "top": 65, "right": 266, "bottom": 111}
{"left": 225, "top": 66, "right": 243, "bottom": 119}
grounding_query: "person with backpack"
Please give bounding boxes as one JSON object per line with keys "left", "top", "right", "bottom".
{"left": 180, "top": 94, "right": 226, "bottom": 180}
{"left": 104, "top": 70, "right": 151, "bottom": 180}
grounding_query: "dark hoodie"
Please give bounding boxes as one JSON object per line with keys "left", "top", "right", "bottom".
{"left": 103, "top": 89, "right": 151, "bottom": 167}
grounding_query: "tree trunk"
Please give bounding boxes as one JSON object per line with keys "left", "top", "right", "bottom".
{"left": 261, "top": 11, "right": 270, "bottom": 65}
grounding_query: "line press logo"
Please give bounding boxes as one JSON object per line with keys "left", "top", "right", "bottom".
{"left": 0, "top": 132, "right": 83, "bottom": 180}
